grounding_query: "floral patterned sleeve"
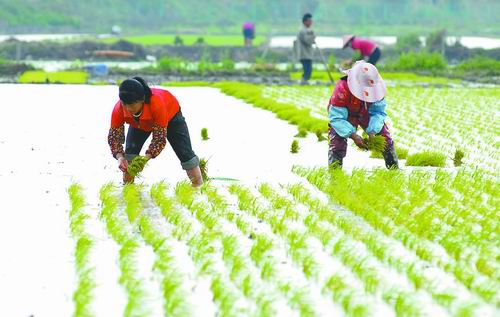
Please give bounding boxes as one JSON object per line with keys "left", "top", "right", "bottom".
{"left": 145, "top": 124, "right": 167, "bottom": 158}
{"left": 108, "top": 125, "right": 125, "bottom": 159}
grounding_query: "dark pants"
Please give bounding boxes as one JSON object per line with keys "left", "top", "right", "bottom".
{"left": 300, "top": 59, "right": 313, "bottom": 81}
{"left": 328, "top": 122, "right": 398, "bottom": 169}
{"left": 125, "top": 110, "right": 199, "bottom": 170}
{"left": 367, "top": 47, "right": 381, "bottom": 65}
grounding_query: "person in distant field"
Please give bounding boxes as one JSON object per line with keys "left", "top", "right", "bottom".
{"left": 327, "top": 61, "right": 398, "bottom": 169}
{"left": 342, "top": 34, "right": 381, "bottom": 65}
{"left": 107, "top": 76, "right": 203, "bottom": 186}
{"left": 296, "top": 13, "right": 316, "bottom": 84}
{"left": 242, "top": 22, "right": 255, "bottom": 46}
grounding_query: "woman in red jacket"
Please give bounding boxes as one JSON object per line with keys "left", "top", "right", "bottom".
{"left": 108, "top": 77, "right": 203, "bottom": 186}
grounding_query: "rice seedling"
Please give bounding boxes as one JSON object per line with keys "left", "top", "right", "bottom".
{"left": 250, "top": 235, "right": 274, "bottom": 266}
{"left": 123, "top": 184, "right": 143, "bottom": 223}
{"left": 199, "top": 158, "right": 209, "bottom": 182}
{"left": 260, "top": 259, "right": 276, "bottom": 281}
{"left": 316, "top": 129, "right": 327, "bottom": 142}
{"left": 127, "top": 155, "right": 149, "bottom": 177}
{"left": 364, "top": 135, "right": 386, "bottom": 153}
{"left": 453, "top": 149, "right": 465, "bottom": 167}
{"left": 291, "top": 139, "right": 300, "bottom": 153}
{"left": 295, "top": 128, "right": 308, "bottom": 138}
{"left": 396, "top": 147, "right": 409, "bottom": 159}
{"left": 174, "top": 181, "right": 196, "bottom": 208}
{"left": 406, "top": 151, "right": 447, "bottom": 167}
{"left": 201, "top": 127, "right": 209, "bottom": 140}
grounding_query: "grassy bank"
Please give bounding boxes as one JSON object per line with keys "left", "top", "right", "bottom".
{"left": 100, "top": 34, "right": 266, "bottom": 47}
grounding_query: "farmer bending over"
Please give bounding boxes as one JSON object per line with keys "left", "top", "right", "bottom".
{"left": 108, "top": 77, "right": 203, "bottom": 186}
{"left": 296, "top": 13, "right": 316, "bottom": 85}
{"left": 328, "top": 61, "right": 398, "bottom": 169}
{"left": 342, "top": 35, "right": 381, "bottom": 66}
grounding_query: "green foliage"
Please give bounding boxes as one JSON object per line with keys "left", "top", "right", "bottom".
{"left": 127, "top": 156, "right": 149, "bottom": 177}
{"left": 455, "top": 57, "right": 500, "bottom": 76}
{"left": 220, "top": 50, "right": 235, "bottom": 71}
{"left": 395, "top": 33, "right": 422, "bottom": 51}
{"left": 157, "top": 56, "right": 187, "bottom": 72}
{"left": 19, "top": 71, "right": 88, "bottom": 84}
{"left": 406, "top": 151, "right": 447, "bottom": 167}
{"left": 201, "top": 128, "right": 209, "bottom": 141}
{"left": 385, "top": 51, "right": 447, "bottom": 72}
{"left": 102, "top": 34, "right": 266, "bottom": 46}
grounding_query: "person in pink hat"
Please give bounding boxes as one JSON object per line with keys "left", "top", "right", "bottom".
{"left": 327, "top": 61, "right": 398, "bottom": 169}
{"left": 342, "top": 34, "right": 381, "bottom": 65}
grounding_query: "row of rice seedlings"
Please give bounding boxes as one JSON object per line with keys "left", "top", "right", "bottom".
{"left": 286, "top": 183, "right": 493, "bottom": 315}
{"left": 151, "top": 182, "right": 252, "bottom": 316}
{"left": 178, "top": 182, "right": 297, "bottom": 316}
{"left": 386, "top": 170, "right": 499, "bottom": 276}
{"left": 228, "top": 184, "right": 320, "bottom": 316}
{"left": 262, "top": 183, "right": 446, "bottom": 316}
{"left": 293, "top": 166, "right": 500, "bottom": 306}
{"left": 123, "top": 184, "right": 192, "bottom": 317}
{"left": 268, "top": 86, "right": 499, "bottom": 177}
{"left": 405, "top": 151, "right": 447, "bottom": 167}
{"left": 205, "top": 185, "right": 332, "bottom": 316}
{"left": 99, "top": 183, "right": 149, "bottom": 317}
{"left": 67, "top": 184, "right": 96, "bottom": 317}
{"left": 215, "top": 82, "right": 328, "bottom": 134}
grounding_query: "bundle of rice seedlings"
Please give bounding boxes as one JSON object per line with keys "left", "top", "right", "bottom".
{"left": 365, "top": 135, "right": 386, "bottom": 153}
{"left": 406, "top": 151, "right": 446, "bottom": 167}
{"left": 291, "top": 140, "right": 300, "bottom": 153}
{"left": 201, "top": 128, "right": 209, "bottom": 141}
{"left": 127, "top": 156, "right": 149, "bottom": 177}
{"left": 199, "top": 158, "right": 209, "bottom": 182}
{"left": 453, "top": 149, "right": 464, "bottom": 167}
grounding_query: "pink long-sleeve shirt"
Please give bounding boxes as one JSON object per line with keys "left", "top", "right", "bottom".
{"left": 351, "top": 38, "right": 376, "bottom": 56}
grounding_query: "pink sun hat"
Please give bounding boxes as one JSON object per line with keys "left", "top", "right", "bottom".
{"left": 343, "top": 61, "right": 386, "bottom": 103}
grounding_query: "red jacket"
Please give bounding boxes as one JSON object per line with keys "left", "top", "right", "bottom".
{"left": 108, "top": 88, "right": 180, "bottom": 159}
{"left": 328, "top": 78, "right": 369, "bottom": 127}
{"left": 110, "top": 88, "right": 180, "bottom": 131}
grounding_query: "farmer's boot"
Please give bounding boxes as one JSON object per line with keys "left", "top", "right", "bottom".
{"left": 186, "top": 166, "right": 203, "bottom": 188}
{"left": 123, "top": 171, "right": 135, "bottom": 184}
{"left": 383, "top": 146, "right": 399, "bottom": 170}
{"left": 328, "top": 151, "right": 343, "bottom": 169}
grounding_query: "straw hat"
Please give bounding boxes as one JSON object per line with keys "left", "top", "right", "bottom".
{"left": 343, "top": 61, "right": 386, "bottom": 102}
{"left": 342, "top": 34, "right": 355, "bottom": 48}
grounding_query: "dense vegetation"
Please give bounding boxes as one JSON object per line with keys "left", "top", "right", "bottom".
{"left": 0, "top": 0, "right": 499, "bottom": 35}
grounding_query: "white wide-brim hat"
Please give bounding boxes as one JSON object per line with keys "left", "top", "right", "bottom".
{"left": 342, "top": 61, "right": 386, "bottom": 103}
{"left": 342, "top": 34, "right": 355, "bottom": 48}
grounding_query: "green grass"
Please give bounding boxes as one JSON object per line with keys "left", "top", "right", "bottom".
{"left": 19, "top": 71, "right": 88, "bottom": 84}
{"left": 100, "top": 34, "right": 266, "bottom": 46}
{"left": 406, "top": 151, "right": 447, "bottom": 167}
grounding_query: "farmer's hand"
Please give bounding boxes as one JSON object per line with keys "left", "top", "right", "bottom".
{"left": 351, "top": 133, "right": 368, "bottom": 150}
{"left": 145, "top": 153, "right": 152, "bottom": 160}
{"left": 368, "top": 133, "right": 375, "bottom": 141}
{"left": 117, "top": 155, "right": 128, "bottom": 172}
